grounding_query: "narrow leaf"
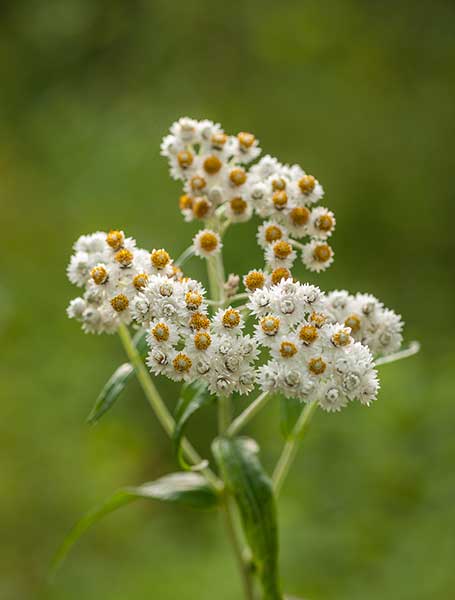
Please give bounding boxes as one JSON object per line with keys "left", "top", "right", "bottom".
{"left": 87, "top": 329, "right": 146, "bottom": 424}
{"left": 173, "top": 380, "right": 212, "bottom": 471}
{"left": 51, "top": 472, "right": 218, "bottom": 577}
{"left": 212, "top": 437, "right": 282, "bottom": 600}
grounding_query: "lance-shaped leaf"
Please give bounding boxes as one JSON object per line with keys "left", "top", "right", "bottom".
{"left": 87, "top": 329, "right": 146, "bottom": 424}
{"left": 173, "top": 380, "right": 212, "bottom": 471}
{"left": 212, "top": 437, "right": 283, "bottom": 600}
{"left": 51, "top": 472, "right": 219, "bottom": 577}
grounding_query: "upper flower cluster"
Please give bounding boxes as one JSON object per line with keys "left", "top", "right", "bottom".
{"left": 67, "top": 230, "right": 178, "bottom": 334}
{"left": 161, "top": 117, "right": 335, "bottom": 273}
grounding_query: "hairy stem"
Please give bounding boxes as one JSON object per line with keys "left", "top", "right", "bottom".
{"left": 117, "top": 323, "right": 221, "bottom": 490}
{"left": 272, "top": 401, "right": 318, "bottom": 496}
{"left": 375, "top": 341, "right": 420, "bottom": 366}
{"left": 227, "top": 391, "right": 270, "bottom": 437}
{"left": 207, "top": 243, "right": 255, "bottom": 600}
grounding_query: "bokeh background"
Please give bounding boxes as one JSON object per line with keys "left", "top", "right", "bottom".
{"left": 2, "top": 1, "right": 455, "bottom": 598}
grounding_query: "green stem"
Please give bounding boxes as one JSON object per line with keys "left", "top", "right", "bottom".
{"left": 272, "top": 401, "right": 318, "bottom": 496}
{"left": 207, "top": 241, "right": 255, "bottom": 600}
{"left": 117, "top": 323, "right": 221, "bottom": 491}
{"left": 227, "top": 391, "right": 270, "bottom": 437}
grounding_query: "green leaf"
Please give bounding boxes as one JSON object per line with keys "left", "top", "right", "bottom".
{"left": 87, "top": 329, "right": 147, "bottom": 424}
{"left": 212, "top": 437, "right": 282, "bottom": 600}
{"left": 51, "top": 472, "right": 218, "bottom": 578}
{"left": 173, "top": 380, "right": 212, "bottom": 471}
{"left": 279, "top": 395, "right": 303, "bottom": 439}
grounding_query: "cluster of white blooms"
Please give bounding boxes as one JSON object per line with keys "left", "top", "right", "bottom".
{"left": 132, "top": 275, "right": 258, "bottom": 395}
{"left": 322, "top": 290, "right": 404, "bottom": 357}
{"left": 66, "top": 230, "right": 178, "bottom": 334}
{"left": 248, "top": 279, "right": 379, "bottom": 412}
{"left": 161, "top": 117, "right": 335, "bottom": 273}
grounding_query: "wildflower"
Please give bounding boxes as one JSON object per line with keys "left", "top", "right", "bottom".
{"left": 193, "top": 229, "right": 222, "bottom": 258}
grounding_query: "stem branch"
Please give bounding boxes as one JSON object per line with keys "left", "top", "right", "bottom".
{"left": 227, "top": 392, "right": 270, "bottom": 437}
{"left": 272, "top": 401, "right": 318, "bottom": 496}
{"left": 117, "top": 323, "right": 221, "bottom": 490}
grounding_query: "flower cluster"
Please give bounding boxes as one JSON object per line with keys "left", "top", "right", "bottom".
{"left": 161, "top": 117, "right": 335, "bottom": 272}
{"left": 66, "top": 230, "right": 177, "bottom": 334}
{"left": 130, "top": 275, "right": 258, "bottom": 395}
{"left": 322, "top": 290, "right": 404, "bottom": 357}
{"left": 247, "top": 279, "right": 379, "bottom": 412}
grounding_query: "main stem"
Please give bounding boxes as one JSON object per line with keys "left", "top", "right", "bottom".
{"left": 207, "top": 244, "right": 255, "bottom": 600}
{"left": 117, "top": 323, "right": 220, "bottom": 490}
{"left": 272, "top": 401, "right": 318, "bottom": 496}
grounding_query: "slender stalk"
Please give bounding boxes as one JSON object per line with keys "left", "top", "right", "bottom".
{"left": 227, "top": 391, "right": 270, "bottom": 437}
{"left": 375, "top": 341, "right": 420, "bottom": 366}
{"left": 117, "top": 323, "right": 221, "bottom": 490}
{"left": 272, "top": 401, "right": 318, "bottom": 496}
{"left": 175, "top": 245, "right": 194, "bottom": 268}
{"left": 207, "top": 242, "right": 255, "bottom": 600}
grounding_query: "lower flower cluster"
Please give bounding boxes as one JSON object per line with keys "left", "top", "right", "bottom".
{"left": 66, "top": 230, "right": 405, "bottom": 412}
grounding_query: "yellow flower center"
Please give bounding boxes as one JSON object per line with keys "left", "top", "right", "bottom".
{"left": 280, "top": 341, "right": 298, "bottom": 358}
{"left": 230, "top": 196, "right": 248, "bottom": 214}
{"left": 308, "top": 357, "right": 326, "bottom": 375}
{"left": 272, "top": 191, "right": 288, "bottom": 210}
{"left": 151, "top": 249, "right": 171, "bottom": 269}
{"left": 316, "top": 213, "right": 334, "bottom": 232}
{"left": 229, "top": 168, "right": 247, "bottom": 186}
{"left": 133, "top": 273, "right": 149, "bottom": 291}
{"left": 271, "top": 267, "right": 292, "bottom": 285}
{"left": 190, "top": 175, "right": 207, "bottom": 191}
{"left": 244, "top": 270, "right": 266, "bottom": 291}
{"left": 177, "top": 150, "right": 194, "bottom": 168}
{"left": 203, "top": 155, "right": 222, "bottom": 175}
{"left": 110, "top": 294, "right": 129, "bottom": 312}
{"left": 185, "top": 291, "right": 203, "bottom": 310}
{"left": 114, "top": 248, "right": 134, "bottom": 267}
{"left": 189, "top": 312, "right": 210, "bottom": 331}
{"left": 194, "top": 332, "right": 212, "bottom": 351}
{"left": 299, "top": 325, "right": 318, "bottom": 344}
{"left": 290, "top": 206, "right": 310, "bottom": 226}
{"left": 179, "top": 194, "right": 193, "bottom": 211}
{"left": 198, "top": 231, "right": 219, "bottom": 253}
{"left": 173, "top": 353, "right": 192, "bottom": 373}
{"left": 152, "top": 322, "right": 170, "bottom": 342}
{"left": 192, "top": 197, "right": 212, "bottom": 219}
{"left": 260, "top": 315, "right": 280, "bottom": 336}
{"left": 298, "top": 175, "right": 316, "bottom": 194}
{"left": 273, "top": 240, "right": 292, "bottom": 260}
{"left": 106, "top": 230, "right": 124, "bottom": 251}
{"left": 272, "top": 177, "right": 286, "bottom": 191}
{"left": 264, "top": 225, "right": 283, "bottom": 244}
{"left": 313, "top": 243, "right": 332, "bottom": 262}
{"left": 344, "top": 314, "right": 361, "bottom": 333}
{"left": 237, "top": 132, "right": 255, "bottom": 148}
{"left": 222, "top": 309, "right": 241, "bottom": 329}
{"left": 211, "top": 132, "right": 227, "bottom": 147}
{"left": 331, "top": 329, "right": 352, "bottom": 347}
{"left": 90, "top": 265, "right": 108, "bottom": 285}
{"left": 309, "top": 312, "right": 327, "bottom": 328}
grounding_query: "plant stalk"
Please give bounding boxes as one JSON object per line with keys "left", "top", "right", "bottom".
{"left": 207, "top": 242, "right": 256, "bottom": 600}
{"left": 227, "top": 391, "right": 270, "bottom": 437}
{"left": 272, "top": 401, "right": 318, "bottom": 496}
{"left": 117, "top": 323, "right": 221, "bottom": 490}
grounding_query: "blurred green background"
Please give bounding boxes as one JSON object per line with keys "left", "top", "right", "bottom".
{"left": 2, "top": 0, "right": 455, "bottom": 598}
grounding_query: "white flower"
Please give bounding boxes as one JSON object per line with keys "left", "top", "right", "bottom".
{"left": 301, "top": 240, "right": 334, "bottom": 272}
{"left": 307, "top": 207, "right": 336, "bottom": 239}
{"left": 212, "top": 307, "right": 244, "bottom": 336}
{"left": 193, "top": 229, "right": 222, "bottom": 258}
{"left": 256, "top": 221, "right": 288, "bottom": 249}
{"left": 318, "top": 382, "right": 349, "bottom": 412}
{"left": 265, "top": 240, "right": 297, "bottom": 270}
